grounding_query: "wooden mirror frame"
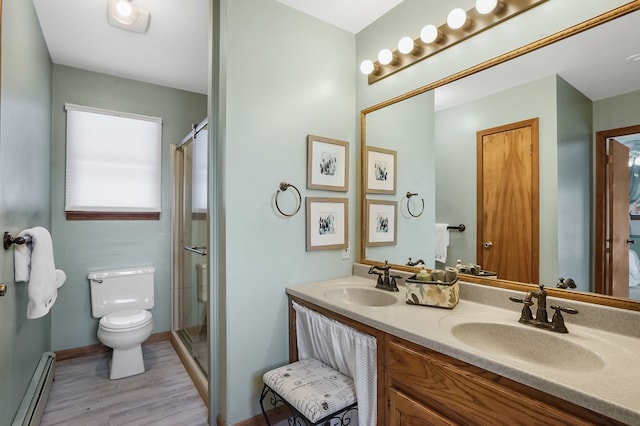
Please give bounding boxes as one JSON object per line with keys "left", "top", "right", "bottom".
{"left": 359, "top": 2, "right": 640, "bottom": 312}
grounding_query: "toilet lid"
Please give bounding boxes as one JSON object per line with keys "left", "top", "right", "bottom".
{"left": 100, "top": 309, "right": 152, "bottom": 330}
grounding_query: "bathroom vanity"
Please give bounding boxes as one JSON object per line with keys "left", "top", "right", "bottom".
{"left": 287, "top": 269, "right": 640, "bottom": 425}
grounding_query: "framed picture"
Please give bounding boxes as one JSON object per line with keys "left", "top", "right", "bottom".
{"left": 306, "top": 197, "right": 349, "bottom": 251}
{"left": 307, "top": 135, "right": 349, "bottom": 191}
{"left": 365, "top": 199, "right": 397, "bottom": 246}
{"left": 366, "top": 146, "right": 397, "bottom": 194}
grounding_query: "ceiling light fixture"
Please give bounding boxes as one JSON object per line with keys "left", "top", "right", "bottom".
{"left": 360, "top": 0, "right": 548, "bottom": 84}
{"left": 107, "top": 0, "right": 151, "bottom": 34}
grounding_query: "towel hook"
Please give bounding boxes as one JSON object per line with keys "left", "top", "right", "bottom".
{"left": 405, "top": 192, "right": 425, "bottom": 218}
{"left": 3, "top": 232, "right": 27, "bottom": 250}
{"left": 275, "top": 182, "right": 302, "bottom": 217}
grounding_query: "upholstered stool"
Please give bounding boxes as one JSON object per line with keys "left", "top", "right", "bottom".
{"left": 260, "top": 358, "right": 358, "bottom": 425}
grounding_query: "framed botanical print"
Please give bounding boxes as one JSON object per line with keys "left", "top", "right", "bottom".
{"left": 366, "top": 146, "right": 396, "bottom": 194}
{"left": 306, "top": 197, "right": 349, "bottom": 251}
{"left": 307, "top": 135, "right": 349, "bottom": 192}
{"left": 365, "top": 199, "right": 397, "bottom": 246}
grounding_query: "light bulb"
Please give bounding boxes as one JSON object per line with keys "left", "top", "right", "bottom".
{"left": 447, "top": 8, "right": 467, "bottom": 30}
{"left": 378, "top": 49, "right": 394, "bottom": 65}
{"left": 476, "top": 0, "right": 498, "bottom": 14}
{"left": 360, "top": 60, "right": 375, "bottom": 75}
{"left": 398, "top": 37, "right": 415, "bottom": 54}
{"left": 420, "top": 24, "right": 439, "bottom": 44}
{"left": 116, "top": 0, "right": 132, "bottom": 17}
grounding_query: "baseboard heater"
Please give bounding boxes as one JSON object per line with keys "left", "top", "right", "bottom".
{"left": 12, "top": 352, "right": 56, "bottom": 426}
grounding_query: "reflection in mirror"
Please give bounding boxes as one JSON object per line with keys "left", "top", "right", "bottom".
{"left": 361, "top": 7, "right": 640, "bottom": 303}
{"left": 363, "top": 91, "right": 434, "bottom": 265}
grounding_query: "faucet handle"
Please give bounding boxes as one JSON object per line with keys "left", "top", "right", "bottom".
{"left": 389, "top": 274, "right": 402, "bottom": 292}
{"left": 509, "top": 296, "right": 534, "bottom": 322}
{"left": 509, "top": 296, "right": 533, "bottom": 305}
{"left": 550, "top": 305, "right": 578, "bottom": 333}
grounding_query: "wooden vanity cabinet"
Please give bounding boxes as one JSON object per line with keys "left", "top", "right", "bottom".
{"left": 288, "top": 296, "right": 623, "bottom": 426}
{"left": 385, "top": 336, "right": 623, "bottom": 426}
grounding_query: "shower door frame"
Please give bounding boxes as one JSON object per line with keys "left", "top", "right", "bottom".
{"left": 171, "top": 119, "right": 210, "bottom": 376}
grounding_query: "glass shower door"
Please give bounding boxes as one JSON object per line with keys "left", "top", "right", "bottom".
{"left": 177, "top": 124, "right": 209, "bottom": 374}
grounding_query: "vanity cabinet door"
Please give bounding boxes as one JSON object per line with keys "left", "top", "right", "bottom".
{"left": 389, "top": 388, "right": 456, "bottom": 426}
{"left": 386, "top": 336, "right": 620, "bottom": 426}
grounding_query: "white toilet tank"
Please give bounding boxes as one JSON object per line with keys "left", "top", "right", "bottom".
{"left": 89, "top": 266, "right": 155, "bottom": 318}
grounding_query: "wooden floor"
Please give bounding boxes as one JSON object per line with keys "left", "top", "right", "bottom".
{"left": 41, "top": 341, "right": 208, "bottom": 426}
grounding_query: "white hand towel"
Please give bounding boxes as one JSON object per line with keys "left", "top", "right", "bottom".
{"left": 435, "top": 223, "right": 450, "bottom": 263}
{"left": 14, "top": 227, "right": 66, "bottom": 319}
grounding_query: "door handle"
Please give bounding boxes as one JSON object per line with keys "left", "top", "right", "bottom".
{"left": 483, "top": 241, "right": 493, "bottom": 249}
{"left": 184, "top": 246, "right": 207, "bottom": 256}
{"left": 627, "top": 239, "right": 635, "bottom": 245}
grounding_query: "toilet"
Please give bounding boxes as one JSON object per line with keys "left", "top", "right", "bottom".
{"left": 89, "top": 266, "right": 155, "bottom": 380}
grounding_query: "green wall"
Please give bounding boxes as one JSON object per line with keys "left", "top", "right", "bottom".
{"left": 556, "top": 77, "right": 592, "bottom": 292}
{"left": 0, "top": 0, "right": 52, "bottom": 423}
{"left": 50, "top": 65, "right": 207, "bottom": 351}
{"left": 365, "top": 91, "right": 436, "bottom": 267}
{"left": 593, "top": 90, "right": 640, "bottom": 132}
{"left": 221, "top": 0, "right": 355, "bottom": 422}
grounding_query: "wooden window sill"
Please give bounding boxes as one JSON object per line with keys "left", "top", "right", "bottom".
{"left": 65, "top": 211, "right": 160, "bottom": 220}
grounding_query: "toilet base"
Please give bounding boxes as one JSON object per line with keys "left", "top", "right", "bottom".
{"left": 109, "top": 345, "right": 145, "bottom": 380}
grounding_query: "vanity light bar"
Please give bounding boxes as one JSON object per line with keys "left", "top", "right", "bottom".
{"left": 362, "top": 0, "right": 548, "bottom": 85}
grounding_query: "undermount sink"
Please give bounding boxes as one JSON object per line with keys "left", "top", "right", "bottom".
{"left": 450, "top": 322, "right": 605, "bottom": 372}
{"left": 324, "top": 287, "right": 398, "bottom": 307}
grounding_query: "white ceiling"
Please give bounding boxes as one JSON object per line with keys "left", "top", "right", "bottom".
{"left": 32, "top": 0, "right": 209, "bottom": 94}
{"left": 31, "top": 1, "right": 640, "bottom": 107}
{"left": 435, "top": 9, "right": 640, "bottom": 111}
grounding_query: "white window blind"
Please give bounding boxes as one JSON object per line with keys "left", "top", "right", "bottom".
{"left": 192, "top": 127, "right": 208, "bottom": 213}
{"left": 65, "top": 104, "right": 162, "bottom": 213}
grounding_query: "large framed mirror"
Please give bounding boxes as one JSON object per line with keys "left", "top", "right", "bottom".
{"left": 360, "top": 3, "right": 640, "bottom": 311}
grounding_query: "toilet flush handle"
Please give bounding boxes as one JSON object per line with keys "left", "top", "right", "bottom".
{"left": 91, "top": 279, "right": 104, "bottom": 284}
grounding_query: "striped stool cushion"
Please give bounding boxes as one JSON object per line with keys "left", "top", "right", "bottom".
{"left": 262, "top": 358, "right": 356, "bottom": 423}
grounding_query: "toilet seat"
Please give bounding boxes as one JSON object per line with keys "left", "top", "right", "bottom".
{"left": 100, "top": 309, "right": 152, "bottom": 332}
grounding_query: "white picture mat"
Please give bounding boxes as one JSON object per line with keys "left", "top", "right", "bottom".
{"left": 310, "top": 140, "right": 347, "bottom": 187}
{"left": 309, "top": 201, "right": 346, "bottom": 247}
{"left": 367, "top": 149, "right": 395, "bottom": 192}
{"left": 368, "top": 203, "right": 396, "bottom": 243}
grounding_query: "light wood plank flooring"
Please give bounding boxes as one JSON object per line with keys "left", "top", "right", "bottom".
{"left": 41, "top": 341, "right": 208, "bottom": 426}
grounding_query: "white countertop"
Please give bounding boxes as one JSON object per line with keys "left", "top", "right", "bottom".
{"left": 286, "top": 274, "right": 640, "bottom": 425}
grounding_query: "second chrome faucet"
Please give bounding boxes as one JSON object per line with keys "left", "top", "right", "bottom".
{"left": 509, "top": 284, "right": 578, "bottom": 333}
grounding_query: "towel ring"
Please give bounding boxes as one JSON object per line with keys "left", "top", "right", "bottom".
{"left": 275, "top": 182, "right": 302, "bottom": 217}
{"left": 406, "top": 192, "right": 425, "bottom": 218}
{"left": 3, "top": 232, "right": 27, "bottom": 250}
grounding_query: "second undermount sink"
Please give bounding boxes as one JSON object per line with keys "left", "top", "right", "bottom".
{"left": 450, "top": 322, "right": 605, "bottom": 372}
{"left": 324, "top": 287, "right": 398, "bottom": 307}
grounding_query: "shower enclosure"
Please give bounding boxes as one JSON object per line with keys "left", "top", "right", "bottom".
{"left": 172, "top": 119, "right": 209, "bottom": 376}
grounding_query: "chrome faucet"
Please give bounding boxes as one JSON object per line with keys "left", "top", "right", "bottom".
{"left": 368, "top": 260, "right": 400, "bottom": 292}
{"left": 509, "top": 284, "right": 578, "bottom": 333}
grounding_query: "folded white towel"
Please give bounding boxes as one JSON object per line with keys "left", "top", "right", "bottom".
{"left": 14, "top": 227, "right": 66, "bottom": 319}
{"left": 435, "top": 223, "right": 450, "bottom": 263}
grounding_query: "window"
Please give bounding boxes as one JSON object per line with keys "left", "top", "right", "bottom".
{"left": 64, "top": 103, "right": 162, "bottom": 220}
